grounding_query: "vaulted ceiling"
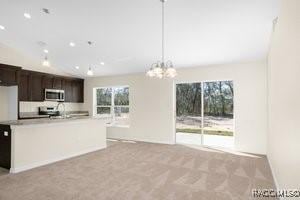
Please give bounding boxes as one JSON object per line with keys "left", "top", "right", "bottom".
{"left": 0, "top": 0, "right": 279, "bottom": 77}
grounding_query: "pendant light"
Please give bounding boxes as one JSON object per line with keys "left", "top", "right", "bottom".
{"left": 87, "top": 67, "right": 94, "bottom": 76}
{"left": 87, "top": 41, "right": 94, "bottom": 76}
{"left": 42, "top": 55, "right": 50, "bottom": 67}
{"left": 146, "top": 0, "right": 177, "bottom": 78}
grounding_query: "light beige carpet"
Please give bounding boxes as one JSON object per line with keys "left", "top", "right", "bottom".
{"left": 0, "top": 141, "right": 276, "bottom": 200}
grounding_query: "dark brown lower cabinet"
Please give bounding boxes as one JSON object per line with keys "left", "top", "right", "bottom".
{"left": 0, "top": 125, "right": 11, "bottom": 170}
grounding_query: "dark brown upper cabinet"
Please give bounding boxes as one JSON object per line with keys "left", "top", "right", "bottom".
{"left": 30, "top": 72, "right": 44, "bottom": 101}
{"left": 18, "top": 70, "right": 30, "bottom": 101}
{"left": 64, "top": 79, "right": 73, "bottom": 102}
{"left": 0, "top": 63, "right": 85, "bottom": 103}
{"left": 53, "top": 77, "right": 63, "bottom": 89}
{"left": 0, "top": 64, "right": 21, "bottom": 86}
{"left": 17, "top": 68, "right": 84, "bottom": 103}
{"left": 42, "top": 75, "right": 54, "bottom": 90}
{"left": 72, "top": 79, "right": 84, "bottom": 103}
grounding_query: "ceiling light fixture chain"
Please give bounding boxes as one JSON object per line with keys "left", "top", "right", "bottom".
{"left": 42, "top": 42, "right": 50, "bottom": 67}
{"left": 146, "top": 0, "right": 177, "bottom": 79}
{"left": 162, "top": 0, "right": 165, "bottom": 64}
{"left": 42, "top": 54, "right": 50, "bottom": 67}
{"left": 87, "top": 41, "right": 94, "bottom": 76}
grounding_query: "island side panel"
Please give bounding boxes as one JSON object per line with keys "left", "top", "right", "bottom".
{"left": 11, "top": 119, "right": 107, "bottom": 173}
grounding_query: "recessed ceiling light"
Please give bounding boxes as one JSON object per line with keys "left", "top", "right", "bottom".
{"left": 44, "top": 49, "right": 49, "bottom": 53}
{"left": 75, "top": 66, "right": 80, "bottom": 69}
{"left": 69, "top": 42, "right": 75, "bottom": 47}
{"left": 24, "top": 13, "right": 31, "bottom": 19}
{"left": 100, "top": 62, "right": 105, "bottom": 65}
{"left": 0, "top": 25, "right": 5, "bottom": 30}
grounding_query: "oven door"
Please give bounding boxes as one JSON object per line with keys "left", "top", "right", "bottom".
{"left": 45, "top": 89, "right": 65, "bottom": 101}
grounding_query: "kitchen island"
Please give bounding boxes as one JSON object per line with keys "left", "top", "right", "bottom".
{"left": 0, "top": 117, "right": 108, "bottom": 173}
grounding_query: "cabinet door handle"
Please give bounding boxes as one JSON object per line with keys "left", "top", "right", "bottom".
{"left": 4, "top": 131, "right": 9, "bottom": 136}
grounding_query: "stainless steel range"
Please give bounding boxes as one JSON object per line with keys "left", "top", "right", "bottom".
{"left": 38, "top": 106, "right": 60, "bottom": 116}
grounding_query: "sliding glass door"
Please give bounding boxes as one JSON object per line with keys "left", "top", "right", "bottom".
{"left": 202, "top": 81, "right": 234, "bottom": 148}
{"left": 176, "top": 83, "right": 202, "bottom": 145}
{"left": 176, "top": 81, "right": 234, "bottom": 148}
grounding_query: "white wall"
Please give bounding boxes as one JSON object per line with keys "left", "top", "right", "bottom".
{"left": 0, "top": 87, "right": 9, "bottom": 121}
{"left": 268, "top": 0, "right": 300, "bottom": 190}
{"left": 0, "top": 42, "right": 67, "bottom": 76}
{"left": 85, "top": 74, "right": 174, "bottom": 144}
{"left": 7, "top": 86, "right": 18, "bottom": 120}
{"left": 19, "top": 101, "right": 84, "bottom": 113}
{"left": 84, "top": 61, "right": 268, "bottom": 154}
{"left": 0, "top": 86, "right": 18, "bottom": 121}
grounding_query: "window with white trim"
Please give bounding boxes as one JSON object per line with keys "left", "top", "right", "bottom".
{"left": 94, "top": 86, "right": 129, "bottom": 125}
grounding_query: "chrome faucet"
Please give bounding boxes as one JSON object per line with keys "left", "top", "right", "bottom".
{"left": 56, "top": 102, "right": 66, "bottom": 118}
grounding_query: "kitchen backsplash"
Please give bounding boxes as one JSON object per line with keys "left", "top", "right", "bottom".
{"left": 20, "top": 101, "right": 84, "bottom": 113}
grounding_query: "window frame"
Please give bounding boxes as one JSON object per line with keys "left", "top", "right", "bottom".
{"left": 93, "top": 86, "right": 129, "bottom": 125}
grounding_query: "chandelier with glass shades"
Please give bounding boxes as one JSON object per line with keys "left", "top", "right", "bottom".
{"left": 146, "top": 0, "right": 177, "bottom": 78}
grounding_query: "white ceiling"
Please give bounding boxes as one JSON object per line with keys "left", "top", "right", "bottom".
{"left": 0, "top": 0, "right": 279, "bottom": 77}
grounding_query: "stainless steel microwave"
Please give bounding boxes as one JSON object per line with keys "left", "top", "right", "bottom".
{"left": 45, "top": 89, "right": 65, "bottom": 102}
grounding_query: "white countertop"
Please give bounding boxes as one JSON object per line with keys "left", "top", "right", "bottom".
{"left": 0, "top": 116, "right": 110, "bottom": 128}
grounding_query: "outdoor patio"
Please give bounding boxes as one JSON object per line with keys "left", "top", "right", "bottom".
{"left": 176, "top": 132, "right": 234, "bottom": 149}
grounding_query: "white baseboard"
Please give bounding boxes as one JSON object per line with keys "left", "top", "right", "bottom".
{"left": 10, "top": 145, "right": 106, "bottom": 173}
{"left": 267, "top": 156, "right": 281, "bottom": 199}
{"left": 107, "top": 137, "right": 174, "bottom": 145}
{"left": 131, "top": 138, "right": 174, "bottom": 145}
